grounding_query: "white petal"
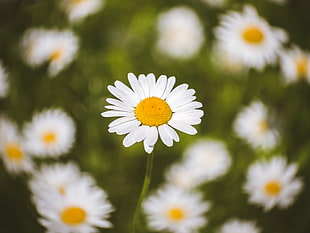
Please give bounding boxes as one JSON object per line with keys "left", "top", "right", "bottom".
{"left": 158, "top": 125, "right": 173, "bottom": 147}
{"left": 161, "top": 76, "right": 176, "bottom": 99}
{"left": 128, "top": 73, "right": 145, "bottom": 100}
{"left": 145, "top": 126, "right": 158, "bottom": 147}
{"left": 111, "top": 120, "right": 140, "bottom": 135}
{"left": 165, "top": 83, "right": 189, "bottom": 104}
{"left": 106, "top": 98, "right": 133, "bottom": 111}
{"left": 123, "top": 130, "right": 138, "bottom": 147}
{"left": 143, "top": 141, "right": 154, "bottom": 154}
{"left": 172, "top": 101, "right": 203, "bottom": 112}
{"left": 134, "top": 125, "right": 148, "bottom": 142}
{"left": 114, "top": 80, "right": 139, "bottom": 104}
{"left": 105, "top": 105, "right": 131, "bottom": 111}
{"left": 101, "top": 111, "right": 133, "bottom": 117}
{"left": 154, "top": 75, "right": 167, "bottom": 97}
{"left": 163, "top": 124, "right": 180, "bottom": 142}
{"left": 146, "top": 73, "right": 156, "bottom": 96}
{"left": 108, "top": 116, "right": 137, "bottom": 128}
{"left": 107, "top": 85, "right": 136, "bottom": 107}
{"left": 168, "top": 120, "right": 197, "bottom": 135}
{"left": 138, "top": 74, "right": 150, "bottom": 98}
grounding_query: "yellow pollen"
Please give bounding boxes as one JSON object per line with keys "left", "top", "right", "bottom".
{"left": 264, "top": 180, "right": 282, "bottom": 196}
{"left": 295, "top": 57, "right": 308, "bottom": 78}
{"left": 258, "top": 120, "right": 268, "bottom": 133}
{"left": 167, "top": 208, "right": 185, "bottom": 221}
{"left": 5, "top": 143, "right": 23, "bottom": 161}
{"left": 58, "top": 185, "right": 66, "bottom": 195}
{"left": 242, "top": 26, "right": 264, "bottom": 44}
{"left": 61, "top": 206, "right": 86, "bottom": 225}
{"left": 50, "top": 49, "right": 62, "bottom": 62}
{"left": 135, "top": 97, "right": 172, "bottom": 126}
{"left": 42, "top": 131, "right": 57, "bottom": 144}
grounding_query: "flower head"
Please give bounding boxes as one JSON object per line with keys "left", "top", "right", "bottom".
{"left": 233, "top": 101, "right": 279, "bottom": 150}
{"left": 244, "top": 157, "right": 303, "bottom": 211}
{"left": 217, "top": 219, "right": 261, "bottom": 233}
{"left": 21, "top": 28, "right": 79, "bottom": 77}
{"left": 156, "top": 6, "right": 205, "bottom": 59}
{"left": 60, "top": 0, "right": 104, "bottom": 23}
{"left": 214, "top": 5, "right": 287, "bottom": 70}
{"left": 23, "top": 109, "right": 76, "bottom": 157}
{"left": 101, "top": 73, "right": 203, "bottom": 154}
{"left": 0, "top": 117, "right": 33, "bottom": 174}
{"left": 279, "top": 46, "right": 310, "bottom": 84}
{"left": 143, "top": 185, "right": 210, "bottom": 233}
{"left": 0, "top": 62, "right": 9, "bottom": 98}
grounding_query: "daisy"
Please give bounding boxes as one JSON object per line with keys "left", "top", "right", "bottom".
{"left": 279, "top": 46, "right": 310, "bottom": 84}
{"left": 165, "top": 162, "right": 202, "bottom": 191}
{"left": 60, "top": 0, "right": 104, "bottom": 23}
{"left": 101, "top": 73, "right": 204, "bottom": 154}
{"left": 23, "top": 108, "right": 76, "bottom": 157}
{"left": 143, "top": 185, "right": 210, "bottom": 233}
{"left": 214, "top": 5, "right": 287, "bottom": 70}
{"left": 34, "top": 179, "right": 114, "bottom": 233}
{"left": 244, "top": 157, "right": 303, "bottom": 211}
{"left": 21, "top": 28, "right": 79, "bottom": 77}
{"left": 0, "top": 62, "right": 9, "bottom": 98}
{"left": 233, "top": 101, "right": 279, "bottom": 150}
{"left": 29, "top": 162, "right": 95, "bottom": 201}
{"left": 156, "top": 6, "right": 205, "bottom": 59}
{"left": 217, "top": 218, "right": 261, "bottom": 233}
{"left": 0, "top": 117, "right": 33, "bottom": 174}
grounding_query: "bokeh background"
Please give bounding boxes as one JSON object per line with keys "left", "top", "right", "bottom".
{"left": 0, "top": 0, "right": 310, "bottom": 232}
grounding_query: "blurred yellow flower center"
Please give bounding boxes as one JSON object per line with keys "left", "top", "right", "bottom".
{"left": 42, "top": 131, "right": 56, "bottom": 144}
{"left": 135, "top": 97, "right": 172, "bottom": 126}
{"left": 264, "top": 180, "right": 282, "bottom": 196}
{"left": 258, "top": 120, "right": 268, "bottom": 133}
{"left": 295, "top": 57, "right": 308, "bottom": 77}
{"left": 50, "top": 49, "right": 62, "bottom": 61}
{"left": 242, "top": 26, "right": 264, "bottom": 44}
{"left": 5, "top": 143, "right": 23, "bottom": 161}
{"left": 61, "top": 206, "right": 86, "bottom": 225}
{"left": 167, "top": 207, "right": 185, "bottom": 221}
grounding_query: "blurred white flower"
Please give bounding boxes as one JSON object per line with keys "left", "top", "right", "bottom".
{"left": 156, "top": 6, "right": 205, "bottom": 59}
{"left": 29, "top": 162, "right": 95, "bottom": 202}
{"left": 21, "top": 28, "right": 79, "bottom": 77}
{"left": 233, "top": 101, "right": 279, "bottom": 150}
{"left": 244, "top": 157, "right": 303, "bottom": 211}
{"left": 23, "top": 109, "right": 76, "bottom": 157}
{"left": 33, "top": 176, "right": 114, "bottom": 233}
{"left": 0, "top": 63, "right": 9, "bottom": 98}
{"left": 214, "top": 5, "right": 287, "bottom": 70}
{"left": 279, "top": 46, "right": 310, "bottom": 84}
{"left": 0, "top": 117, "right": 33, "bottom": 174}
{"left": 101, "top": 73, "right": 203, "bottom": 154}
{"left": 60, "top": 0, "right": 104, "bottom": 23}
{"left": 183, "top": 139, "right": 232, "bottom": 183}
{"left": 217, "top": 218, "right": 261, "bottom": 233}
{"left": 200, "top": 0, "right": 226, "bottom": 8}
{"left": 143, "top": 185, "right": 210, "bottom": 233}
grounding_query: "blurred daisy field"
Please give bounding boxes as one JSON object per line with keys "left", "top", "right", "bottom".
{"left": 1, "top": 0, "right": 310, "bottom": 233}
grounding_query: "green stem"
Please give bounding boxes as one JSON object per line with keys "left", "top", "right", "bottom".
{"left": 131, "top": 152, "right": 154, "bottom": 233}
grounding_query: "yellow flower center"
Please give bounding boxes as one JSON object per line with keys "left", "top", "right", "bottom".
{"left": 242, "top": 26, "right": 264, "bottom": 44}
{"left": 42, "top": 131, "right": 57, "bottom": 144}
{"left": 135, "top": 97, "right": 172, "bottom": 126}
{"left": 167, "top": 207, "right": 185, "bottom": 221}
{"left": 61, "top": 206, "right": 87, "bottom": 225}
{"left": 50, "top": 49, "right": 63, "bottom": 62}
{"left": 5, "top": 143, "right": 23, "bottom": 161}
{"left": 264, "top": 180, "right": 282, "bottom": 196}
{"left": 295, "top": 57, "right": 308, "bottom": 78}
{"left": 258, "top": 120, "right": 268, "bottom": 133}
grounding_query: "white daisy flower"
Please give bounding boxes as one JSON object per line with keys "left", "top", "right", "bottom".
{"left": 244, "top": 157, "right": 303, "bottom": 211}
{"left": 165, "top": 162, "right": 201, "bottom": 191}
{"left": 233, "top": 101, "right": 279, "bottom": 150}
{"left": 60, "top": 0, "right": 104, "bottom": 23}
{"left": 21, "top": 28, "right": 79, "bottom": 77}
{"left": 34, "top": 180, "right": 114, "bottom": 233}
{"left": 217, "top": 218, "right": 261, "bottom": 233}
{"left": 143, "top": 185, "right": 210, "bottom": 233}
{"left": 156, "top": 6, "right": 205, "bottom": 59}
{"left": 0, "top": 117, "right": 33, "bottom": 174}
{"left": 214, "top": 5, "right": 287, "bottom": 70}
{"left": 183, "top": 138, "right": 232, "bottom": 183}
{"left": 279, "top": 46, "right": 310, "bottom": 84}
{"left": 29, "top": 162, "right": 95, "bottom": 202}
{"left": 23, "top": 109, "right": 76, "bottom": 157}
{"left": 0, "top": 63, "right": 9, "bottom": 98}
{"left": 101, "top": 73, "right": 204, "bottom": 154}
